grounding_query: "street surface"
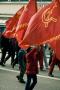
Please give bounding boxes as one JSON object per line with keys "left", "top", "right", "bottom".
{"left": 0, "top": 52, "right": 60, "bottom": 90}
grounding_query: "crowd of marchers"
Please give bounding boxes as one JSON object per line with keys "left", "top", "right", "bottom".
{"left": 0, "top": 34, "right": 60, "bottom": 90}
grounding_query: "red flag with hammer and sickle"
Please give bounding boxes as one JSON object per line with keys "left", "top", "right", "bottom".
{"left": 21, "top": 0, "right": 60, "bottom": 46}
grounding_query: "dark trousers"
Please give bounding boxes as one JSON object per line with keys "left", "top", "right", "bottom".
{"left": 49, "top": 56, "right": 60, "bottom": 74}
{"left": 12, "top": 52, "right": 19, "bottom": 68}
{"left": 12, "top": 57, "right": 18, "bottom": 68}
{"left": 25, "top": 74, "right": 37, "bottom": 90}
{"left": 0, "top": 48, "right": 6, "bottom": 64}
{"left": 49, "top": 55, "right": 52, "bottom": 65}
{"left": 39, "top": 59, "right": 43, "bottom": 70}
{"left": 4, "top": 50, "right": 15, "bottom": 65}
{"left": 19, "top": 59, "right": 26, "bottom": 80}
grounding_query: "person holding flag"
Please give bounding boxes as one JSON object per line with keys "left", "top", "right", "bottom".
{"left": 25, "top": 45, "right": 40, "bottom": 90}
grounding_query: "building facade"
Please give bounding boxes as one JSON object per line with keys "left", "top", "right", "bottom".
{"left": 0, "top": 0, "right": 51, "bottom": 2}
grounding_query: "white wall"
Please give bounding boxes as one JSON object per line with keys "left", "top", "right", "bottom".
{"left": 0, "top": 2, "right": 25, "bottom": 15}
{"left": 0, "top": 2, "right": 50, "bottom": 18}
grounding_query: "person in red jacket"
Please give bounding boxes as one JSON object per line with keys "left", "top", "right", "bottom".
{"left": 25, "top": 46, "right": 40, "bottom": 90}
{"left": 48, "top": 52, "right": 60, "bottom": 77}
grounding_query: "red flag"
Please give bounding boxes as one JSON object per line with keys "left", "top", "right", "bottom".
{"left": 54, "top": 39, "right": 60, "bottom": 60}
{"left": 3, "top": 6, "right": 24, "bottom": 38}
{"left": 15, "top": 0, "right": 37, "bottom": 47}
{"left": 49, "top": 38, "right": 60, "bottom": 60}
{"left": 21, "top": 0, "right": 60, "bottom": 46}
{"left": 6, "top": 17, "right": 13, "bottom": 28}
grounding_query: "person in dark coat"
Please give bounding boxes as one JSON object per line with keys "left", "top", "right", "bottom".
{"left": 16, "top": 48, "right": 26, "bottom": 83}
{"left": 0, "top": 35, "right": 10, "bottom": 66}
{"left": 25, "top": 46, "right": 40, "bottom": 90}
{"left": 0, "top": 35, "right": 15, "bottom": 66}
{"left": 4, "top": 38, "right": 17, "bottom": 65}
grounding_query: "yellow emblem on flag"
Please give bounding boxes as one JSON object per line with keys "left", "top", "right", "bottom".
{"left": 16, "top": 23, "right": 28, "bottom": 32}
{"left": 42, "top": 3, "right": 57, "bottom": 28}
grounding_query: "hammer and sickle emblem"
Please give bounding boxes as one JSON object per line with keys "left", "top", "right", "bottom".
{"left": 11, "top": 25, "right": 16, "bottom": 33}
{"left": 42, "top": 3, "right": 57, "bottom": 28}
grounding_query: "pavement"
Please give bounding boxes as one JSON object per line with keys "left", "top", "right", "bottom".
{"left": 0, "top": 51, "right": 60, "bottom": 90}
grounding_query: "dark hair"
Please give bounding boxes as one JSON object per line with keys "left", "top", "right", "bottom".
{"left": 26, "top": 47, "right": 32, "bottom": 53}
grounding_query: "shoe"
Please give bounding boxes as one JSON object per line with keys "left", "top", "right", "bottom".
{"left": 0, "top": 62, "right": 5, "bottom": 67}
{"left": 3, "top": 60, "right": 6, "bottom": 64}
{"left": 40, "top": 68, "right": 43, "bottom": 71}
{"left": 48, "top": 74, "right": 54, "bottom": 77}
{"left": 40, "top": 67, "right": 44, "bottom": 71}
{"left": 12, "top": 63, "right": 14, "bottom": 68}
{"left": 16, "top": 75, "right": 25, "bottom": 83}
{"left": 16, "top": 75, "right": 20, "bottom": 80}
{"left": 19, "top": 79, "right": 25, "bottom": 84}
{"left": 1, "top": 64, "right": 5, "bottom": 66}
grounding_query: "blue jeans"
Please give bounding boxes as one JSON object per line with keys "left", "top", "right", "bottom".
{"left": 25, "top": 74, "right": 37, "bottom": 90}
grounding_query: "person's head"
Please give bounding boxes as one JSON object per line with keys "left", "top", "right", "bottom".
{"left": 26, "top": 47, "right": 32, "bottom": 53}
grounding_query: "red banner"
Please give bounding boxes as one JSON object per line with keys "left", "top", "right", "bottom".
{"left": 15, "top": 0, "right": 37, "bottom": 47}
{"left": 3, "top": 6, "right": 24, "bottom": 38}
{"left": 21, "top": 0, "right": 60, "bottom": 46}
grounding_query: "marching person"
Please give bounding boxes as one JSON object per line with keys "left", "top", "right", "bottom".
{"left": 48, "top": 52, "right": 60, "bottom": 77}
{"left": 25, "top": 45, "right": 40, "bottom": 90}
{"left": 16, "top": 48, "right": 26, "bottom": 83}
{"left": 4, "top": 38, "right": 15, "bottom": 65}
{"left": 43, "top": 44, "right": 48, "bottom": 69}
{"left": 49, "top": 47, "right": 53, "bottom": 66}
{"left": 38, "top": 45, "right": 44, "bottom": 71}
{"left": 0, "top": 35, "right": 10, "bottom": 66}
